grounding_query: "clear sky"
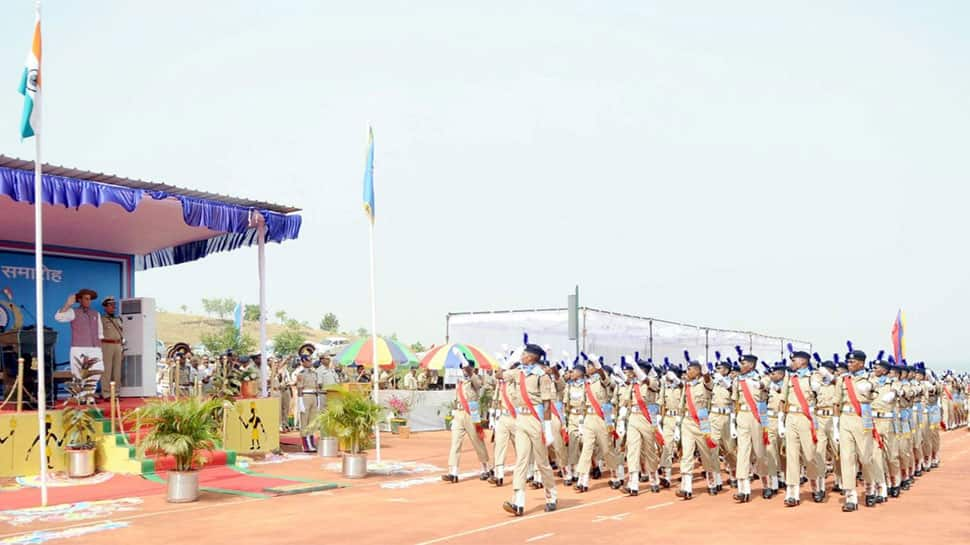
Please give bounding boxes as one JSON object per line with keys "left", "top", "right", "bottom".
{"left": 0, "top": 2, "right": 967, "bottom": 370}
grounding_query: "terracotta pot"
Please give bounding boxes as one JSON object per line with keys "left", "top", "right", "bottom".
{"left": 240, "top": 380, "right": 259, "bottom": 398}
{"left": 398, "top": 425, "right": 410, "bottom": 439}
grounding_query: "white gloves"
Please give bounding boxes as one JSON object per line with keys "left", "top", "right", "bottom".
{"left": 619, "top": 406, "right": 629, "bottom": 419}
{"left": 543, "top": 420, "right": 554, "bottom": 446}
{"left": 673, "top": 422, "right": 682, "bottom": 443}
{"left": 701, "top": 364, "right": 710, "bottom": 376}
{"left": 778, "top": 414, "right": 786, "bottom": 438}
{"left": 833, "top": 416, "right": 841, "bottom": 444}
{"left": 880, "top": 391, "right": 897, "bottom": 404}
{"left": 729, "top": 415, "right": 737, "bottom": 439}
{"left": 617, "top": 421, "right": 626, "bottom": 438}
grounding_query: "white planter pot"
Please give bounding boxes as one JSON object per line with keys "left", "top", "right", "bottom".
{"left": 66, "top": 449, "right": 95, "bottom": 478}
{"left": 318, "top": 436, "right": 339, "bottom": 457}
{"left": 342, "top": 453, "right": 367, "bottom": 479}
{"left": 167, "top": 470, "right": 200, "bottom": 503}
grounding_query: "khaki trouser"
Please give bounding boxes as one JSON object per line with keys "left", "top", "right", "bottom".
{"left": 784, "top": 412, "right": 821, "bottom": 485}
{"left": 448, "top": 409, "right": 490, "bottom": 469}
{"left": 493, "top": 414, "right": 517, "bottom": 468}
{"left": 100, "top": 342, "right": 123, "bottom": 394}
{"left": 898, "top": 427, "right": 913, "bottom": 472}
{"left": 680, "top": 416, "right": 719, "bottom": 477}
{"left": 735, "top": 410, "right": 768, "bottom": 480}
{"left": 815, "top": 415, "right": 841, "bottom": 484}
{"left": 566, "top": 414, "right": 584, "bottom": 467}
{"left": 920, "top": 417, "right": 933, "bottom": 459}
{"left": 280, "top": 387, "right": 291, "bottom": 428}
{"left": 660, "top": 413, "right": 679, "bottom": 468}
{"left": 872, "top": 418, "right": 899, "bottom": 485}
{"left": 512, "top": 415, "right": 556, "bottom": 491}
{"left": 549, "top": 416, "right": 567, "bottom": 468}
{"left": 710, "top": 412, "right": 737, "bottom": 475}
{"left": 299, "top": 393, "right": 318, "bottom": 437}
{"left": 839, "top": 414, "right": 876, "bottom": 493}
{"left": 576, "top": 414, "right": 621, "bottom": 475}
{"left": 765, "top": 416, "right": 784, "bottom": 480}
{"left": 625, "top": 413, "right": 660, "bottom": 475}
{"left": 929, "top": 425, "right": 941, "bottom": 457}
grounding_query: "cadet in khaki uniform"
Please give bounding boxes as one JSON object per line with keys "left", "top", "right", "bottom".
{"left": 574, "top": 364, "right": 623, "bottom": 493}
{"left": 658, "top": 363, "right": 685, "bottom": 488}
{"left": 780, "top": 351, "right": 824, "bottom": 506}
{"left": 764, "top": 362, "right": 787, "bottom": 497}
{"left": 442, "top": 360, "right": 491, "bottom": 483}
{"left": 615, "top": 360, "right": 662, "bottom": 495}
{"left": 489, "top": 368, "right": 518, "bottom": 487}
{"left": 839, "top": 349, "right": 877, "bottom": 512}
{"left": 895, "top": 362, "right": 915, "bottom": 492}
{"left": 546, "top": 362, "right": 569, "bottom": 482}
{"left": 294, "top": 355, "right": 320, "bottom": 452}
{"left": 813, "top": 357, "right": 843, "bottom": 493}
{"left": 676, "top": 359, "right": 720, "bottom": 500}
{"left": 870, "top": 357, "right": 901, "bottom": 503}
{"left": 732, "top": 354, "right": 770, "bottom": 503}
{"left": 709, "top": 358, "right": 737, "bottom": 491}
{"left": 924, "top": 367, "right": 942, "bottom": 468}
{"left": 99, "top": 296, "right": 124, "bottom": 398}
{"left": 503, "top": 344, "right": 558, "bottom": 516}
{"left": 563, "top": 364, "right": 588, "bottom": 486}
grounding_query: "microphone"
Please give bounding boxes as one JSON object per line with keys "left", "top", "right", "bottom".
{"left": 19, "top": 304, "right": 37, "bottom": 326}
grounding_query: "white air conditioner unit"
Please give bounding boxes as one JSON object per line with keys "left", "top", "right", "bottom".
{"left": 119, "top": 297, "right": 157, "bottom": 397}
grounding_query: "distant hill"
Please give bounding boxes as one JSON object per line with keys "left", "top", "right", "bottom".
{"left": 155, "top": 311, "right": 345, "bottom": 350}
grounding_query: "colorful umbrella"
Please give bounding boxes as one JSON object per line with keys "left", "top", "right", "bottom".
{"left": 419, "top": 343, "right": 500, "bottom": 371}
{"left": 334, "top": 337, "right": 419, "bottom": 370}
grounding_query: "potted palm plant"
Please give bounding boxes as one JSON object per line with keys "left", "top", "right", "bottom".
{"left": 325, "top": 391, "right": 384, "bottom": 478}
{"left": 62, "top": 355, "right": 101, "bottom": 477}
{"left": 137, "top": 397, "right": 222, "bottom": 503}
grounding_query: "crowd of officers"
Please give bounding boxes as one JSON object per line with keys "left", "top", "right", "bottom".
{"left": 439, "top": 343, "right": 968, "bottom": 515}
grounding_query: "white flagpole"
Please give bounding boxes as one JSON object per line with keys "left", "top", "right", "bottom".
{"left": 256, "top": 213, "right": 268, "bottom": 398}
{"left": 32, "top": 0, "right": 47, "bottom": 507}
{"left": 368, "top": 219, "right": 380, "bottom": 463}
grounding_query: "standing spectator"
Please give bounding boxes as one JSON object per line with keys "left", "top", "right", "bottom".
{"left": 403, "top": 369, "right": 418, "bottom": 390}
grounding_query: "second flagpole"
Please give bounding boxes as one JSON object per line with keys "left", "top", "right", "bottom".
{"left": 368, "top": 212, "right": 380, "bottom": 463}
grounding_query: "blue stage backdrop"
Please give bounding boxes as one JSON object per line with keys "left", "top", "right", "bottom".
{"left": 0, "top": 244, "right": 131, "bottom": 366}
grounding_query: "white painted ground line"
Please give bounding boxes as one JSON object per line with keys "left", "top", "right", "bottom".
{"left": 525, "top": 533, "right": 554, "bottom": 542}
{"left": 646, "top": 501, "right": 674, "bottom": 510}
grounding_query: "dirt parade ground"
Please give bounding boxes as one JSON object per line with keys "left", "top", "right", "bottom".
{"left": 1, "top": 430, "right": 968, "bottom": 545}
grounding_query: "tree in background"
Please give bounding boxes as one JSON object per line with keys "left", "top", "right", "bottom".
{"left": 356, "top": 327, "right": 369, "bottom": 338}
{"left": 179, "top": 304, "right": 189, "bottom": 314}
{"left": 275, "top": 310, "right": 288, "bottom": 324}
{"left": 410, "top": 341, "right": 426, "bottom": 353}
{"left": 273, "top": 322, "right": 306, "bottom": 356}
{"left": 244, "top": 304, "right": 260, "bottom": 322}
{"left": 319, "top": 313, "right": 339, "bottom": 332}
{"left": 200, "top": 325, "right": 256, "bottom": 356}
{"left": 201, "top": 297, "right": 235, "bottom": 320}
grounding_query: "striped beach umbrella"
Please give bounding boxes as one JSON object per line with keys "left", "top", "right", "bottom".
{"left": 334, "top": 337, "right": 419, "bottom": 370}
{"left": 419, "top": 343, "right": 500, "bottom": 371}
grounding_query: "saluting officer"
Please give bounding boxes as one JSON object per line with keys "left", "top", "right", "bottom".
{"left": 442, "top": 354, "right": 492, "bottom": 483}
{"left": 813, "top": 356, "right": 843, "bottom": 493}
{"left": 489, "top": 367, "right": 518, "bottom": 487}
{"left": 294, "top": 355, "right": 321, "bottom": 452}
{"left": 574, "top": 361, "right": 623, "bottom": 493}
{"left": 839, "top": 348, "right": 877, "bottom": 511}
{"left": 658, "top": 362, "right": 685, "bottom": 488}
{"left": 563, "top": 363, "right": 588, "bottom": 486}
{"left": 676, "top": 358, "right": 720, "bottom": 500}
{"left": 615, "top": 359, "right": 662, "bottom": 495}
{"left": 709, "top": 358, "right": 737, "bottom": 491}
{"left": 764, "top": 361, "right": 788, "bottom": 497}
{"left": 870, "top": 355, "right": 901, "bottom": 503}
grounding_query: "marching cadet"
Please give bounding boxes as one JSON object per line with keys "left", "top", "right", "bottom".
{"left": 615, "top": 358, "right": 663, "bottom": 495}
{"left": 839, "top": 348, "right": 877, "bottom": 511}
{"left": 915, "top": 364, "right": 933, "bottom": 472}
{"left": 780, "top": 350, "right": 825, "bottom": 506}
{"left": 489, "top": 366, "right": 518, "bottom": 486}
{"left": 502, "top": 344, "right": 558, "bottom": 516}
{"left": 545, "top": 362, "right": 569, "bottom": 482}
{"left": 732, "top": 353, "right": 770, "bottom": 503}
{"left": 813, "top": 355, "right": 843, "bottom": 493}
{"left": 563, "top": 363, "right": 588, "bottom": 486}
{"left": 924, "top": 367, "right": 942, "bottom": 468}
{"left": 895, "top": 361, "right": 915, "bottom": 492}
{"left": 294, "top": 355, "right": 321, "bottom": 452}
{"left": 658, "top": 361, "right": 685, "bottom": 488}
{"left": 764, "top": 361, "right": 788, "bottom": 497}
{"left": 442, "top": 355, "right": 492, "bottom": 483}
{"left": 911, "top": 365, "right": 927, "bottom": 476}
{"left": 709, "top": 357, "right": 737, "bottom": 491}
{"left": 869, "top": 354, "right": 901, "bottom": 503}
{"left": 573, "top": 360, "right": 623, "bottom": 493}
{"left": 676, "top": 357, "right": 720, "bottom": 500}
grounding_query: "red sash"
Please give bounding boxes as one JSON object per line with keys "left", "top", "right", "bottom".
{"left": 457, "top": 380, "right": 484, "bottom": 440}
{"left": 790, "top": 375, "right": 818, "bottom": 444}
{"left": 519, "top": 371, "right": 555, "bottom": 444}
{"left": 844, "top": 375, "right": 882, "bottom": 447}
{"left": 499, "top": 381, "right": 516, "bottom": 417}
{"left": 585, "top": 382, "right": 618, "bottom": 440}
{"left": 548, "top": 401, "right": 568, "bottom": 443}
{"left": 633, "top": 383, "right": 665, "bottom": 447}
{"left": 944, "top": 387, "right": 953, "bottom": 401}
{"left": 685, "top": 384, "right": 717, "bottom": 449}
{"left": 740, "top": 379, "right": 770, "bottom": 446}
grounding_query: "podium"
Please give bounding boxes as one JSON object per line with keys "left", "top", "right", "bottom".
{"left": 0, "top": 327, "right": 57, "bottom": 407}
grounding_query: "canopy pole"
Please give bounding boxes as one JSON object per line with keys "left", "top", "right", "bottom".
{"left": 368, "top": 219, "right": 380, "bottom": 463}
{"left": 32, "top": 2, "right": 47, "bottom": 503}
{"left": 257, "top": 214, "right": 268, "bottom": 398}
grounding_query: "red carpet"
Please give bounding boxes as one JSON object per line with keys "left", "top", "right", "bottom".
{"left": 153, "top": 465, "right": 314, "bottom": 495}
{"left": 0, "top": 474, "right": 164, "bottom": 510}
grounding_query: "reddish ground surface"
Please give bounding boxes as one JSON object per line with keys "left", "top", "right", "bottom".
{"left": 2, "top": 430, "right": 969, "bottom": 545}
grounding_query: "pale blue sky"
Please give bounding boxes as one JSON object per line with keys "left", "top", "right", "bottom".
{"left": 1, "top": 2, "right": 967, "bottom": 369}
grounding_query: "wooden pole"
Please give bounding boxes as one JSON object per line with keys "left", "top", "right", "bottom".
{"left": 16, "top": 358, "right": 24, "bottom": 413}
{"left": 174, "top": 363, "right": 180, "bottom": 399}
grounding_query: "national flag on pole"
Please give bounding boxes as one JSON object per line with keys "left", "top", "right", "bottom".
{"left": 362, "top": 127, "right": 375, "bottom": 224}
{"left": 891, "top": 309, "right": 905, "bottom": 365}
{"left": 233, "top": 301, "right": 243, "bottom": 333}
{"left": 18, "top": 12, "right": 41, "bottom": 139}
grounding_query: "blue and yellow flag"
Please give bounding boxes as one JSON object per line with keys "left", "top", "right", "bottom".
{"left": 362, "top": 127, "right": 375, "bottom": 224}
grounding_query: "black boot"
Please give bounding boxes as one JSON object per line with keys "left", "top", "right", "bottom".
{"left": 650, "top": 484, "right": 661, "bottom": 493}
{"left": 441, "top": 474, "right": 458, "bottom": 483}
{"left": 480, "top": 469, "right": 493, "bottom": 481}
{"left": 676, "top": 489, "right": 693, "bottom": 500}
{"left": 842, "top": 501, "right": 858, "bottom": 512}
{"left": 734, "top": 492, "right": 751, "bottom": 503}
{"left": 544, "top": 500, "right": 557, "bottom": 512}
{"left": 609, "top": 479, "right": 623, "bottom": 490}
{"left": 659, "top": 477, "right": 671, "bottom": 489}
{"left": 591, "top": 467, "right": 602, "bottom": 480}
{"left": 708, "top": 486, "right": 718, "bottom": 496}
{"left": 502, "top": 502, "right": 524, "bottom": 516}
{"left": 812, "top": 490, "right": 825, "bottom": 503}
{"left": 784, "top": 497, "right": 800, "bottom": 507}
{"left": 623, "top": 487, "right": 639, "bottom": 497}
{"left": 864, "top": 494, "right": 876, "bottom": 507}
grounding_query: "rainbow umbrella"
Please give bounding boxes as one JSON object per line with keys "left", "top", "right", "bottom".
{"left": 419, "top": 343, "right": 500, "bottom": 371}
{"left": 334, "top": 337, "right": 419, "bottom": 370}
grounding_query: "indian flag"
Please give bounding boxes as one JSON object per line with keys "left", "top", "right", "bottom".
{"left": 18, "top": 12, "right": 41, "bottom": 139}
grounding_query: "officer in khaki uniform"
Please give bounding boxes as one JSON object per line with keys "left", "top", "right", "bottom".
{"left": 709, "top": 358, "right": 737, "bottom": 491}
{"left": 489, "top": 368, "right": 518, "bottom": 487}
{"left": 779, "top": 350, "right": 824, "bottom": 506}
{"left": 813, "top": 357, "right": 843, "bottom": 493}
{"left": 294, "top": 355, "right": 321, "bottom": 452}
{"left": 658, "top": 363, "right": 685, "bottom": 488}
{"left": 870, "top": 356, "right": 901, "bottom": 503}
{"left": 574, "top": 363, "right": 623, "bottom": 493}
{"left": 923, "top": 367, "right": 942, "bottom": 468}
{"left": 546, "top": 362, "right": 569, "bottom": 482}
{"left": 614, "top": 359, "right": 662, "bottom": 495}
{"left": 895, "top": 362, "right": 915, "bottom": 491}
{"left": 676, "top": 359, "right": 720, "bottom": 500}
{"left": 562, "top": 363, "right": 588, "bottom": 486}
{"left": 99, "top": 296, "right": 124, "bottom": 397}
{"left": 503, "top": 344, "right": 558, "bottom": 516}
{"left": 839, "top": 348, "right": 877, "bottom": 512}
{"left": 442, "top": 359, "right": 491, "bottom": 483}
{"left": 764, "top": 362, "right": 787, "bottom": 497}
{"left": 732, "top": 354, "right": 770, "bottom": 503}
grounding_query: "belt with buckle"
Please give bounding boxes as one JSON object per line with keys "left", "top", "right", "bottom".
{"left": 767, "top": 409, "right": 778, "bottom": 417}
{"left": 630, "top": 406, "right": 642, "bottom": 413}
{"left": 874, "top": 411, "right": 895, "bottom": 419}
{"left": 569, "top": 408, "right": 583, "bottom": 415}
{"left": 499, "top": 409, "right": 513, "bottom": 417}
{"left": 301, "top": 390, "right": 321, "bottom": 395}
{"left": 664, "top": 410, "right": 681, "bottom": 417}
{"left": 787, "top": 405, "right": 814, "bottom": 414}
{"left": 815, "top": 408, "right": 834, "bottom": 417}
{"left": 101, "top": 339, "right": 122, "bottom": 344}
{"left": 842, "top": 406, "right": 856, "bottom": 415}
{"left": 710, "top": 406, "right": 732, "bottom": 415}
